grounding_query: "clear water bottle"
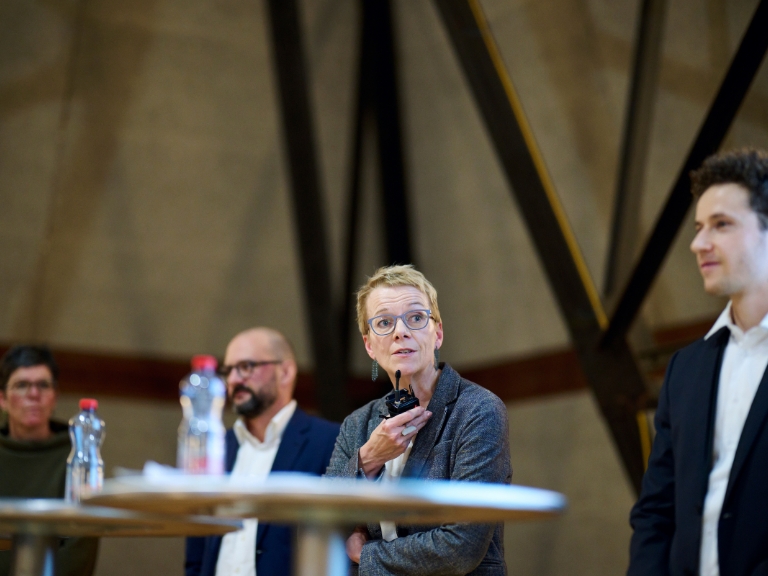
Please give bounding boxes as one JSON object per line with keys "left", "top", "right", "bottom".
{"left": 177, "top": 355, "right": 226, "bottom": 474}
{"left": 65, "top": 398, "right": 105, "bottom": 503}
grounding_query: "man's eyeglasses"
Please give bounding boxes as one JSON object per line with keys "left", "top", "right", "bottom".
{"left": 367, "top": 309, "right": 433, "bottom": 336}
{"left": 6, "top": 380, "right": 56, "bottom": 396}
{"left": 218, "top": 360, "right": 283, "bottom": 379}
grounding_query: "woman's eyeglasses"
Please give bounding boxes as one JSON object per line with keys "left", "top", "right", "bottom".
{"left": 367, "top": 309, "right": 433, "bottom": 336}
{"left": 7, "top": 380, "right": 55, "bottom": 396}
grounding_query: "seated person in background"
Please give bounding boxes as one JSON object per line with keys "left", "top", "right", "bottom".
{"left": 0, "top": 345, "right": 98, "bottom": 576}
{"left": 185, "top": 327, "right": 340, "bottom": 576}
{"left": 325, "top": 265, "right": 512, "bottom": 576}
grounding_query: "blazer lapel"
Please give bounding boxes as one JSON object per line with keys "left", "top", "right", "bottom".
{"left": 270, "top": 408, "right": 309, "bottom": 473}
{"left": 681, "top": 328, "right": 731, "bottom": 510}
{"left": 255, "top": 408, "right": 309, "bottom": 552}
{"left": 668, "top": 328, "right": 729, "bottom": 508}
{"left": 724, "top": 362, "right": 768, "bottom": 504}
{"left": 402, "top": 364, "right": 459, "bottom": 479}
{"left": 701, "top": 328, "right": 731, "bottom": 473}
{"left": 225, "top": 430, "right": 239, "bottom": 473}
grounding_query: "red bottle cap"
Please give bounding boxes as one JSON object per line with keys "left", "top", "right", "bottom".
{"left": 191, "top": 355, "right": 218, "bottom": 372}
{"left": 79, "top": 398, "right": 98, "bottom": 410}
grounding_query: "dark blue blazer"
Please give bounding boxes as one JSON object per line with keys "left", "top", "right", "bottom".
{"left": 629, "top": 327, "right": 768, "bottom": 576}
{"left": 185, "top": 407, "right": 339, "bottom": 576}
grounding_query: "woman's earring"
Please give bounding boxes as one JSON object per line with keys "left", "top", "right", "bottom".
{"left": 434, "top": 348, "right": 440, "bottom": 370}
{"left": 372, "top": 359, "right": 378, "bottom": 381}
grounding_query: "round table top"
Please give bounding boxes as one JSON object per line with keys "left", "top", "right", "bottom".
{"left": 86, "top": 473, "right": 566, "bottom": 525}
{"left": 0, "top": 499, "right": 241, "bottom": 538}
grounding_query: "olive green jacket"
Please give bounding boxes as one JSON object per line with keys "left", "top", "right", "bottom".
{"left": 0, "top": 420, "right": 99, "bottom": 576}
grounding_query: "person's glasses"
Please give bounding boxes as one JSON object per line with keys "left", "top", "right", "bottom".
{"left": 218, "top": 360, "right": 282, "bottom": 379}
{"left": 367, "top": 309, "right": 433, "bottom": 336}
{"left": 7, "top": 380, "right": 55, "bottom": 396}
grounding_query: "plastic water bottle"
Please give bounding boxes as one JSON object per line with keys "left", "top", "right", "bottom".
{"left": 65, "top": 398, "right": 106, "bottom": 503}
{"left": 177, "top": 355, "right": 226, "bottom": 474}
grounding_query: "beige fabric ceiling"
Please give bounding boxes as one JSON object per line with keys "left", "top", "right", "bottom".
{"left": 1, "top": 0, "right": 767, "bottom": 375}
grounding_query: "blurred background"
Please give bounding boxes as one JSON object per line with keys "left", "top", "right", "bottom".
{"left": 2, "top": 0, "right": 768, "bottom": 573}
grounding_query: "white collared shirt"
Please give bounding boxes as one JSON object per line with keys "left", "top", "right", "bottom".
{"left": 379, "top": 438, "right": 415, "bottom": 542}
{"left": 700, "top": 303, "right": 768, "bottom": 576}
{"left": 215, "top": 400, "right": 297, "bottom": 576}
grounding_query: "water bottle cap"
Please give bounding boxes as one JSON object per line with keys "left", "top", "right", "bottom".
{"left": 191, "top": 355, "right": 218, "bottom": 372}
{"left": 79, "top": 398, "right": 98, "bottom": 410}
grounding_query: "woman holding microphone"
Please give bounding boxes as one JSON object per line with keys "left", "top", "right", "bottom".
{"left": 326, "top": 265, "right": 512, "bottom": 575}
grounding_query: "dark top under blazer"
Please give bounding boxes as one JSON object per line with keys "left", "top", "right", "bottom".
{"left": 184, "top": 407, "right": 340, "bottom": 576}
{"left": 325, "top": 363, "right": 512, "bottom": 576}
{"left": 628, "top": 327, "right": 768, "bottom": 576}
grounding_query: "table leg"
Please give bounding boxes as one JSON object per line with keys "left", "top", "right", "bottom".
{"left": 295, "top": 524, "right": 347, "bottom": 576}
{"left": 9, "top": 534, "right": 57, "bottom": 576}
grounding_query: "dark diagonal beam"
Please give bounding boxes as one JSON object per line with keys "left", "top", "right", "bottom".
{"left": 604, "top": 0, "right": 667, "bottom": 299}
{"left": 434, "top": 0, "right": 649, "bottom": 492}
{"left": 265, "top": 0, "right": 348, "bottom": 422}
{"left": 602, "top": 0, "right": 768, "bottom": 347}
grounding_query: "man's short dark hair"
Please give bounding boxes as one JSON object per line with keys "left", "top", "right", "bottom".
{"left": 691, "top": 148, "right": 768, "bottom": 228}
{"left": 0, "top": 345, "right": 59, "bottom": 391}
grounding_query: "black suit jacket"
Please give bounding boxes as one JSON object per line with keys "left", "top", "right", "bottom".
{"left": 628, "top": 327, "right": 768, "bottom": 576}
{"left": 184, "top": 407, "right": 339, "bottom": 576}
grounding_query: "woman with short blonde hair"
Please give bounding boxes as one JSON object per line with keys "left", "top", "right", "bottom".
{"left": 326, "top": 264, "right": 511, "bottom": 575}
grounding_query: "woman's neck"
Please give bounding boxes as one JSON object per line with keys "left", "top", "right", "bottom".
{"left": 8, "top": 420, "right": 51, "bottom": 442}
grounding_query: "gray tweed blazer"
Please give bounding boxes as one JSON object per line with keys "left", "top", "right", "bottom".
{"left": 325, "top": 363, "right": 512, "bottom": 576}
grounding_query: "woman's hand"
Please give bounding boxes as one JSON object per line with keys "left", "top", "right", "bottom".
{"left": 358, "top": 406, "right": 432, "bottom": 478}
{"left": 346, "top": 526, "right": 369, "bottom": 564}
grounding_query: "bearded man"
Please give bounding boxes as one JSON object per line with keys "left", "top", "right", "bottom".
{"left": 185, "top": 328, "right": 340, "bottom": 576}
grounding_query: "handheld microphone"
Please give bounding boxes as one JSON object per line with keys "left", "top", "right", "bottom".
{"left": 385, "top": 369, "right": 420, "bottom": 417}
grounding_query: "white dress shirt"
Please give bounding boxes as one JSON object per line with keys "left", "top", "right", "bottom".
{"left": 379, "top": 438, "right": 415, "bottom": 542}
{"left": 215, "top": 400, "right": 297, "bottom": 576}
{"left": 700, "top": 303, "right": 768, "bottom": 576}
